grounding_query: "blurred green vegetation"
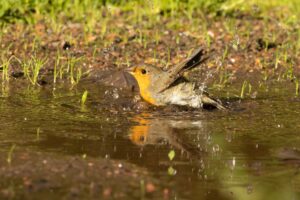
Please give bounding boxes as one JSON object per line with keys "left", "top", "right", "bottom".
{"left": 0, "top": 0, "right": 299, "bottom": 25}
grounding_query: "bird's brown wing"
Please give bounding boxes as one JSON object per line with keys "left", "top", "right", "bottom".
{"left": 159, "top": 47, "right": 209, "bottom": 93}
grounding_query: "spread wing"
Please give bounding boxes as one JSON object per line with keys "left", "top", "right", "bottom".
{"left": 159, "top": 47, "right": 209, "bottom": 93}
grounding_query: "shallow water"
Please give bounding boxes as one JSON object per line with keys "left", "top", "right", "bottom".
{"left": 1, "top": 76, "right": 300, "bottom": 200}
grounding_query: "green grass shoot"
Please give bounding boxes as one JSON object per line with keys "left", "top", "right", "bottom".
{"left": 240, "top": 80, "right": 248, "bottom": 99}
{"left": 168, "top": 150, "right": 175, "bottom": 161}
{"left": 7, "top": 144, "right": 16, "bottom": 164}
{"left": 296, "top": 78, "right": 299, "bottom": 96}
{"left": 81, "top": 90, "right": 88, "bottom": 105}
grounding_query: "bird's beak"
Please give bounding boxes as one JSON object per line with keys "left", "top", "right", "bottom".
{"left": 125, "top": 66, "right": 135, "bottom": 75}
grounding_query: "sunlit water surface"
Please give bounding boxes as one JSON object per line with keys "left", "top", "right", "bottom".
{"left": 0, "top": 78, "right": 300, "bottom": 200}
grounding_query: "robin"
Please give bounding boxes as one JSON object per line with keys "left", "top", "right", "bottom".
{"left": 126, "top": 48, "right": 226, "bottom": 110}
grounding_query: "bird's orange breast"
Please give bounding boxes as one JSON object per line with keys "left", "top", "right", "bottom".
{"left": 132, "top": 74, "right": 158, "bottom": 105}
{"left": 140, "top": 89, "right": 157, "bottom": 105}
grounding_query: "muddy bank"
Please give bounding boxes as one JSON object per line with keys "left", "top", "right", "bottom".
{"left": 1, "top": 10, "right": 300, "bottom": 90}
{"left": 0, "top": 150, "right": 167, "bottom": 200}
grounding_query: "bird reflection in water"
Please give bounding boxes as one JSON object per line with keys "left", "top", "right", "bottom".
{"left": 128, "top": 113, "right": 209, "bottom": 157}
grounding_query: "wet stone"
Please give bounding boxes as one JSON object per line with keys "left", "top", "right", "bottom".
{"left": 37, "top": 79, "right": 48, "bottom": 86}
{"left": 256, "top": 38, "right": 278, "bottom": 51}
{"left": 63, "top": 41, "right": 72, "bottom": 50}
{"left": 11, "top": 71, "right": 24, "bottom": 78}
{"left": 114, "top": 37, "right": 122, "bottom": 44}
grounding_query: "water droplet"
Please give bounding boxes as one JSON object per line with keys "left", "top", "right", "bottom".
{"left": 112, "top": 89, "right": 119, "bottom": 99}
{"left": 213, "top": 144, "right": 220, "bottom": 153}
{"left": 247, "top": 184, "right": 253, "bottom": 194}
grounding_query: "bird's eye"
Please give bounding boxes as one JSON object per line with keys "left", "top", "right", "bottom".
{"left": 141, "top": 69, "right": 147, "bottom": 74}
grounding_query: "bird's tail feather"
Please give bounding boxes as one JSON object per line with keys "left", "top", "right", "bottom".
{"left": 201, "top": 95, "right": 227, "bottom": 110}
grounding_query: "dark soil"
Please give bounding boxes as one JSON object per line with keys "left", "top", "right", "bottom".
{"left": 0, "top": 150, "right": 166, "bottom": 200}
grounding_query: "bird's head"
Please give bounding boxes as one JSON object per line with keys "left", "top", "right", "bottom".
{"left": 126, "top": 65, "right": 162, "bottom": 91}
